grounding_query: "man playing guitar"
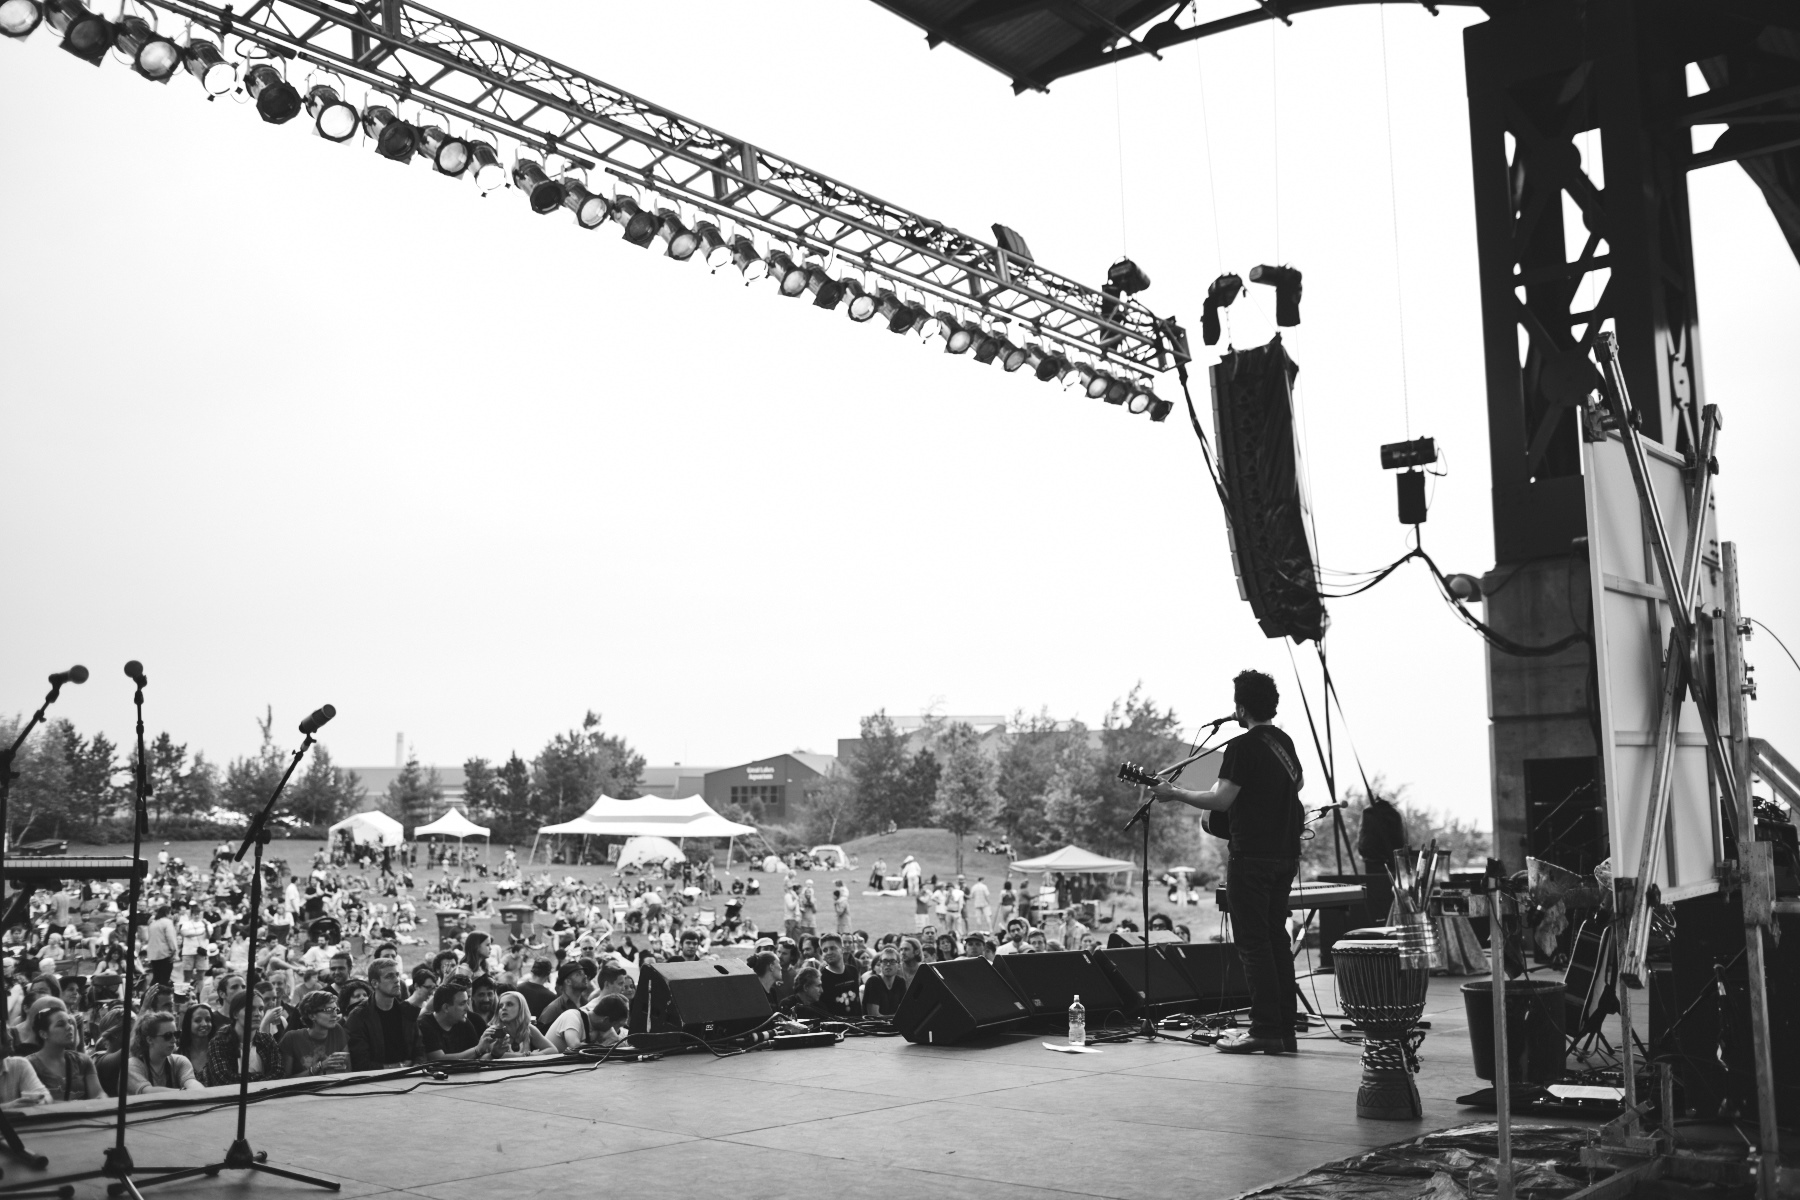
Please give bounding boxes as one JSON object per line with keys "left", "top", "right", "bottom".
{"left": 1148, "top": 670, "right": 1305, "bottom": 1054}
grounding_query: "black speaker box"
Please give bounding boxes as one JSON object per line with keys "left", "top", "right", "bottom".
{"left": 893, "top": 957, "right": 1030, "bottom": 1045}
{"left": 1210, "top": 335, "right": 1325, "bottom": 643}
{"left": 1161, "top": 942, "right": 1250, "bottom": 1014}
{"left": 1096, "top": 945, "right": 1201, "bottom": 1016}
{"left": 632, "top": 959, "right": 772, "bottom": 1040}
{"left": 994, "top": 950, "right": 1129, "bottom": 1026}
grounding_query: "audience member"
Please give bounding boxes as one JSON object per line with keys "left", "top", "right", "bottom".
{"left": 127, "top": 1012, "right": 204, "bottom": 1093}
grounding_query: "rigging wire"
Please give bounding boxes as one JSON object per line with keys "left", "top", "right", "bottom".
{"left": 1377, "top": 6, "right": 1412, "bottom": 439}
{"left": 1748, "top": 618, "right": 1800, "bottom": 677}
{"left": 1192, "top": 39, "right": 1226, "bottom": 269}
{"left": 1113, "top": 61, "right": 1131, "bottom": 254}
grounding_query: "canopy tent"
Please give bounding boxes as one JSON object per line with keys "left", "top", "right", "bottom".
{"left": 413, "top": 807, "right": 491, "bottom": 869}
{"left": 528, "top": 796, "right": 757, "bottom": 865}
{"left": 328, "top": 810, "right": 404, "bottom": 848}
{"left": 618, "top": 836, "right": 684, "bottom": 870}
{"left": 1008, "top": 844, "right": 1137, "bottom": 892}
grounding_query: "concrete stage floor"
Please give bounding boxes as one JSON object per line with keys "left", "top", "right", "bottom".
{"left": 6, "top": 974, "right": 1576, "bottom": 1200}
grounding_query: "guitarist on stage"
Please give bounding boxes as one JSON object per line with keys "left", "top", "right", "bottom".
{"left": 1149, "top": 670, "right": 1305, "bottom": 1055}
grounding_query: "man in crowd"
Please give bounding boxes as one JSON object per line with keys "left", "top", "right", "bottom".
{"left": 747, "top": 951, "right": 782, "bottom": 1008}
{"left": 467, "top": 976, "right": 499, "bottom": 1033}
{"left": 969, "top": 876, "right": 992, "bottom": 931}
{"left": 518, "top": 958, "right": 555, "bottom": 1017}
{"left": 546, "top": 994, "right": 630, "bottom": 1052}
{"left": 862, "top": 948, "right": 905, "bottom": 1020}
{"left": 326, "top": 950, "right": 354, "bottom": 990}
{"left": 534, "top": 960, "right": 591, "bottom": 1033}
{"left": 676, "top": 930, "right": 712, "bottom": 961}
{"left": 420, "top": 982, "right": 503, "bottom": 1063}
{"left": 783, "top": 967, "right": 832, "bottom": 1020}
{"left": 994, "top": 917, "right": 1030, "bottom": 955}
{"left": 545, "top": 964, "right": 633, "bottom": 1051}
{"left": 961, "top": 931, "right": 987, "bottom": 960}
{"left": 144, "top": 905, "right": 179, "bottom": 987}
{"left": 816, "top": 934, "right": 861, "bottom": 1019}
{"left": 345, "top": 957, "right": 421, "bottom": 1070}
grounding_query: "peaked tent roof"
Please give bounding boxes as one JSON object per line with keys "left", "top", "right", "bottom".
{"left": 414, "top": 808, "right": 489, "bottom": 838}
{"left": 536, "top": 796, "right": 755, "bottom": 840}
{"left": 329, "top": 810, "right": 404, "bottom": 847}
{"left": 1008, "top": 844, "right": 1137, "bottom": 873}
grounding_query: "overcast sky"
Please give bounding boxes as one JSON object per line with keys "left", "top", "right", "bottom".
{"left": 2, "top": 2, "right": 1795, "bottom": 824}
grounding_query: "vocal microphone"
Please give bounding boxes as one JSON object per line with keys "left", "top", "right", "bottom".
{"left": 48, "top": 665, "right": 90, "bottom": 688}
{"left": 1201, "top": 713, "right": 1235, "bottom": 730}
{"left": 298, "top": 704, "right": 337, "bottom": 736}
{"left": 124, "top": 660, "right": 148, "bottom": 688}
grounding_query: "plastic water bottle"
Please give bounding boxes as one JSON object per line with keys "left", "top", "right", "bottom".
{"left": 1067, "top": 994, "right": 1086, "bottom": 1046}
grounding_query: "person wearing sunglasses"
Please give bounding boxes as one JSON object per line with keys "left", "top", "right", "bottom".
{"left": 126, "top": 1013, "right": 205, "bottom": 1093}
{"left": 278, "top": 991, "right": 350, "bottom": 1077}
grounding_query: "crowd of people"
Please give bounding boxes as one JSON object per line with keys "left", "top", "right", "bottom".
{"left": 0, "top": 835, "right": 1163, "bottom": 1108}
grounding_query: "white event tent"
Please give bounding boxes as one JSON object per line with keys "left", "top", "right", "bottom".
{"left": 530, "top": 795, "right": 756, "bottom": 866}
{"left": 414, "top": 807, "right": 491, "bottom": 864}
{"left": 1008, "top": 844, "right": 1138, "bottom": 891}
{"left": 328, "top": 810, "right": 404, "bottom": 848}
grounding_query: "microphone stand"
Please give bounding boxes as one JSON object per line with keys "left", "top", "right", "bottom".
{"left": 132, "top": 732, "right": 340, "bottom": 1196}
{"left": 0, "top": 676, "right": 74, "bottom": 1180}
{"left": 1, "top": 669, "right": 206, "bottom": 1200}
{"left": 1121, "top": 734, "right": 1225, "bottom": 1042}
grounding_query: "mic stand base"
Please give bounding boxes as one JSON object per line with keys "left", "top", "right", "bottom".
{"left": 0, "top": 1145, "right": 206, "bottom": 1200}
{"left": 127, "top": 1140, "right": 339, "bottom": 1196}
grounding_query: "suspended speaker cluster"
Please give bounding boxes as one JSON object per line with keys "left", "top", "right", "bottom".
{"left": 3, "top": 12, "right": 1171, "bottom": 421}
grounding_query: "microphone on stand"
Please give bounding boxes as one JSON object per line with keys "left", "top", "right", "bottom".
{"left": 48, "top": 665, "right": 89, "bottom": 688}
{"left": 1200, "top": 713, "right": 1235, "bottom": 730}
{"left": 298, "top": 705, "right": 337, "bottom": 736}
{"left": 124, "top": 660, "right": 148, "bottom": 688}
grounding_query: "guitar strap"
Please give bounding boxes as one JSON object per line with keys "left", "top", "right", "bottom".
{"left": 1254, "top": 726, "right": 1304, "bottom": 790}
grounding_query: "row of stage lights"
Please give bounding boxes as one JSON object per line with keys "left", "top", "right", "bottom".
{"left": 2, "top": 0, "right": 1172, "bottom": 420}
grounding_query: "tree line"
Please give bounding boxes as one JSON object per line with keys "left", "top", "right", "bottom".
{"left": 0, "top": 708, "right": 646, "bottom": 844}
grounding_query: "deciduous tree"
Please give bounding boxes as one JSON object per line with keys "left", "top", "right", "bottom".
{"left": 932, "top": 722, "right": 998, "bottom": 874}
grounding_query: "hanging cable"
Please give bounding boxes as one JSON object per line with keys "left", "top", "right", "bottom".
{"left": 1748, "top": 618, "right": 1800, "bottom": 677}
{"left": 1377, "top": 6, "right": 1411, "bottom": 440}
{"left": 1113, "top": 61, "right": 1130, "bottom": 254}
{"left": 1191, "top": 40, "right": 1226, "bottom": 270}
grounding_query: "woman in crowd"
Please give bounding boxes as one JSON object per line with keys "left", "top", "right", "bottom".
{"left": 489, "top": 991, "right": 553, "bottom": 1056}
{"left": 25, "top": 1006, "right": 103, "bottom": 1102}
{"left": 178, "top": 1003, "right": 215, "bottom": 1082}
{"left": 206, "top": 991, "right": 281, "bottom": 1087}
{"left": 462, "top": 931, "right": 497, "bottom": 980}
{"left": 127, "top": 1011, "right": 205, "bottom": 1093}
{"left": 861, "top": 949, "right": 905, "bottom": 1020}
{"left": 934, "top": 932, "right": 959, "bottom": 963}
{"left": 278, "top": 991, "right": 349, "bottom": 1077}
{"left": 337, "top": 979, "right": 374, "bottom": 1017}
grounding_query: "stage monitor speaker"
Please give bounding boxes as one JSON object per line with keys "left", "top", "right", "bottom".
{"left": 994, "top": 950, "right": 1129, "bottom": 1026}
{"left": 632, "top": 959, "right": 772, "bottom": 1040}
{"left": 1096, "top": 945, "right": 1200, "bottom": 1016}
{"left": 893, "top": 957, "right": 1030, "bottom": 1045}
{"left": 1161, "top": 942, "right": 1251, "bottom": 1014}
{"left": 1210, "top": 334, "right": 1325, "bottom": 643}
{"left": 1107, "top": 929, "right": 1181, "bottom": 948}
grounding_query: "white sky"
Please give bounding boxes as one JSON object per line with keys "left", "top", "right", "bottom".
{"left": 2, "top": 2, "right": 1796, "bottom": 824}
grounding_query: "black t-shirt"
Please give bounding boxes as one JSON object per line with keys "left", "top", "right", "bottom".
{"left": 1219, "top": 725, "right": 1305, "bottom": 858}
{"left": 862, "top": 974, "right": 906, "bottom": 1018}
{"left": 376, "top": 999, "right": 408, "bottom": 1062}
{"left": 419, "top": 1013, "right": 481, "bottom": 1057}
{"left": 818, "top": 965, "right": 862, "bottom": 1019}
{"left": 518, "top": 981, "right": 555, "bottom": 1017}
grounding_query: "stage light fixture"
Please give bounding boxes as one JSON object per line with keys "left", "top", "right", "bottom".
{"left": 0, "top": 0, "right": 43, "bottom": 38}
{"left": 465, "top": 141, "right": 506, "bottom": 192}
{"left": 1104, "top": 375, "right": 1131, "bottom": 405}
{"left": 1107, "top": 257, "right": 1152, "bottom": 295}
{"left": 610, "top": 197, "right": 657, "bottom": 246}
{"left": 911, "top": 308, "right": 945, "bottom": 341}
{"left": 874, "top": 289, "right": 912, "bottom": 333}
{"left": 654, "top": 210, "right": 699, "bottom": 260}
{"left": 418, "top": 126, "right": 470, "bottom": 175}
{"left": 1034, "top": 348, "right": 1068, "bottom": 383}
{"left": 182, "top": 38, "right": 234, "bottom": 95}
{"left": 996, "top": 336, "right": 1028, "bottom": 373}
{"left": 245, "top": 65, "right": 302, "bottom": 124}
{"left": 114, "top": 17, "right": 179, "bottom": 80}
{"left": 511, "top": 160, "right": 565, "bottom": 213}
{"left": 1086, "top": 370, "right": 1112, "bottom": 400}
{"left": 360, "top": 104, "right": 417, "bottom": 160}
{"left": 696, "top": 222, "right": 731, "bottom": 268}
{"left": 765, "top": 251, "right": 807, "bottom": 296}
{"left": 1126, "top": 381, "right": 1155, "bottom": 414}
{"left": 46, "top": 0, "right": 110, "bottom": 64}
{"left": 729, "top": 235, "right": 767, "bottom": 281}
{"left": 940, "top": 313, "right": 973, "bottom": 354}
{"left": 560, "top": 179, "right": 610, "bottom": 228}
{"left": 1202, "top": 272, "right": 1244, "bottom": 346}
{"left": 1249, "top": 263, "right": 1302, "bottom": 326}
{"left": 305, "top": 85, "right": 358, "bottom": 142}
{"left": 841, "top": 279, "right": 877, "bottom": 322}
{"left": 1064, "top": 362, "right": 1097, "bottom": 393}
{"left": 805, "top": 265, "right": 844, "bottom": 309}
{"left": 1148, "top": 397, "right": 1173, "bottom": 422}
{"left": 970, "top": 326, "right": 1001, "bottom": 364}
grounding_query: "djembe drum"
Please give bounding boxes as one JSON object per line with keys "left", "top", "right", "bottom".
{"left": 1333, "top": 937, "right": 1431, "bottom": 1119}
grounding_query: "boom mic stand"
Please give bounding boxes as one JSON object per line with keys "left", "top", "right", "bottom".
{"left": 1, "top": 662, "right": 207, "bottom": 1200}
{"left": 1121, "top": 734, "right": 1225, "bottom": 1042}
{"left": 132, "top": 706, "right": 340, "bottom": 1198}
{"left": 0, "top": 665, "right": 88, "bottom": 1180}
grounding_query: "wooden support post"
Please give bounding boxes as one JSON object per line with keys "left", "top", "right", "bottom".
{"left": 1722, "top": 542, "right": 1781, "bottom": 1200}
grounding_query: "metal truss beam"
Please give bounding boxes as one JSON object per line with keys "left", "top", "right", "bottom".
{"left": 136, "top": 0, "right": 1186, "bottom": 376}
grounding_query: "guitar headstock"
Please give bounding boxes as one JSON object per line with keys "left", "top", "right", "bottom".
{"left": 1116, "top": 761, "right": 1160, "bottom": 788}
